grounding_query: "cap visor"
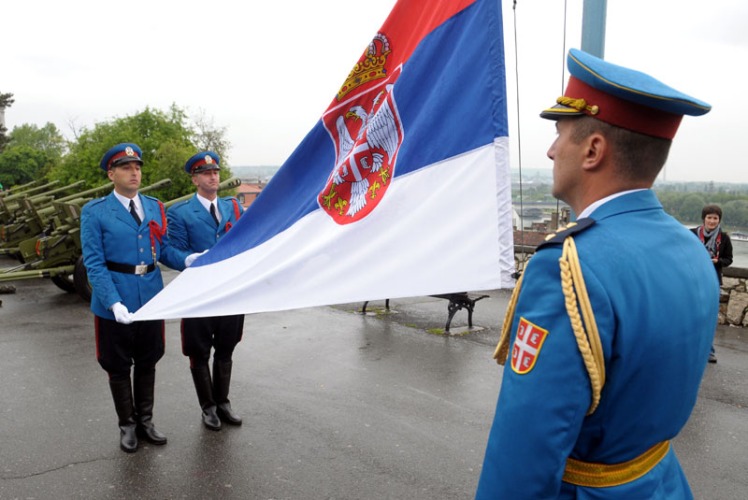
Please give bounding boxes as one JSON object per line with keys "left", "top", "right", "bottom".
{"left": 540, "top": 103, "right": 585, "bottom": 120}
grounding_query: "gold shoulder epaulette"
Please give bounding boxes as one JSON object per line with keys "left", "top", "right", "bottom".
{"left": 537, "top": 218, "right": 596, "bottom": 250}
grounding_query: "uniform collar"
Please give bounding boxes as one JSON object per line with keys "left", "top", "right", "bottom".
{"left": 578, "top": 189, "right": 648, "bottom": 219}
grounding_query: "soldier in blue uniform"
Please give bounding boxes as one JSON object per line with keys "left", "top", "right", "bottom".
{"left": 81, "top": 143, "right": 200, "bottom": 453}
{"left": 476, "top": 49, "right": 717, "bottom": 498}
{"left": 167, "top": 151, "right": 245, "bottom": 431}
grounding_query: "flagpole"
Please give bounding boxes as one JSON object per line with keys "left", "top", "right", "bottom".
{"left": 581, "top": 0, "right": 607, "bottom": 58}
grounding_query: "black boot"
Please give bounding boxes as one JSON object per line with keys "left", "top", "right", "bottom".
{"left": 133, "top": 368, "right": 167, "bottom": 445}
{"left": 190, "top": 364, "right": 221, "bottom": 431}
{"left": 214, "top": 359, "right": 242, "bottom": 426}
{"left": 109, "top": 378, "right": 138, "bottom": 453}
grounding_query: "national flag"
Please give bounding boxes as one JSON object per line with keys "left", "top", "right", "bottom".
{"left": 133, "top": 0, "right": 514, "bottom": 321}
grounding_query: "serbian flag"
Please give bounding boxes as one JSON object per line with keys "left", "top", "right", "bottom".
{"left": 133, "top": 0, "right": 513, "bottom": 321}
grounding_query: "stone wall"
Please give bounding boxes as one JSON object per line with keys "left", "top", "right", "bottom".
{"left": 720, "top": 267, "right": 748, "bottom": 326}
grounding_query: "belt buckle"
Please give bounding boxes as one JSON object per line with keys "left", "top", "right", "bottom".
{"left": 134, "top": 264, "right": 148, "bottom": 275}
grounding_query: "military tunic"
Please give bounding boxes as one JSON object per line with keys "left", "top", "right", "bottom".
{"left": 167, "top": 195, "right": 245, "bottom": 361}
{"left": 82, "top": 192, "right": 188, "bottom": 319}
{"left": 476, "top": 190, "right": 719, "bottom": 499}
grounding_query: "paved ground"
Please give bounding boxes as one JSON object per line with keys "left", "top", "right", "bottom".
{"left": 0, "top": 262, "right": 746, "bottom": 499}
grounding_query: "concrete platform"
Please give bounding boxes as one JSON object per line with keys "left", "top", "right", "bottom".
{"left": 0, "top": 265, "right": 746, "bottom": 499}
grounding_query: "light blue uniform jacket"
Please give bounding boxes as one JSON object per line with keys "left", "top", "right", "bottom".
{"left": 476, "top": 190, "right": 719, "bottom": 499}
{"left": 166, "top": 195, "right": 243, "bottom": 253}
{"left": 81, "top": 192, "right": 189, "bottom": 319}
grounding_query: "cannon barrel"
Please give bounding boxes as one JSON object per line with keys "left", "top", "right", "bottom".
{"left": 0, "top": 179, "right": 43, "bottom": 197}
{"left": 0, "top": 264, "right": 76, "bottom": 283}
{"left": 1, "top": 181, "right": 62, "bottom": 202}
{"left": 164, "top": 177, "right": 241, "bottom": 208}
{"left": 28, "top": 180, "right": 87, "bottom": 202}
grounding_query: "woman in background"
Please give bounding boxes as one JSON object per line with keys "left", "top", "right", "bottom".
{"left": 692, "top": 204, "right": 733, "bottom": 363}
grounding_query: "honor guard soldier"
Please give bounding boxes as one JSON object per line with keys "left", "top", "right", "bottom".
{"left": 167, "top": 151, "right": 245, "bottom": 431}
{"left": 476, "top": 49, "right": 718, "bottom": 498}
{"left": 81, "top": 143, "right": 200, "bottom": 453}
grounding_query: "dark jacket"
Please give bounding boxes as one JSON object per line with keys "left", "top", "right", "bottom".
{"left": 691, "top": 226, "right": 733, "bottom": 284}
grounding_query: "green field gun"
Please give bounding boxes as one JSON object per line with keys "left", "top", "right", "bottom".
{"left": 0, "top": 179, "right": 89, "bottom": 230}
{"left": 0, "top": 178, "right": 173, "bottom": 300}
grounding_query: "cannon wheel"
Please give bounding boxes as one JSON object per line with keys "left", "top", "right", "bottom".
{"left": 51, "top": 273, "right": 76, "bottom": 294}
{"left": 73, "top": 256, "right": 92, "bottom": 302}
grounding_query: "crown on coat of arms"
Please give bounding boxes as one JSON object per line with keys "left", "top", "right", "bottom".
{"left": 337, "top": 33, "right": 391, "bottom": 100}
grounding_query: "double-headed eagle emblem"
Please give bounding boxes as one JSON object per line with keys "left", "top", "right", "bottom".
{"left": 319, "top": 34, "right": 403, "bottom": 225}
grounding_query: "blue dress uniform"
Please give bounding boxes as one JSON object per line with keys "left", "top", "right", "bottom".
{"left": 81, "top": 143, "right": 189, "bottom": 453}
{"left": 476, "top": 50, "right": 717, "bottom": 498}
{"left": 83, "top": 193, "right": 187, "bottom": 321}
{"left": 166, "top": 151, "right": 245, "bottom": 430}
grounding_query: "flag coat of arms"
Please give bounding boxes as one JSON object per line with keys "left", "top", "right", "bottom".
{"left": 133, "top": 0, "right": 514, "bottom": 321}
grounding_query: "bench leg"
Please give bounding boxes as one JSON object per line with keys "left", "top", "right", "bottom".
{"left": 445, "top": 302, "right": 461, "bottom": 332}
{"left": 362, "top": 299, "right": 390, "bottom": 315}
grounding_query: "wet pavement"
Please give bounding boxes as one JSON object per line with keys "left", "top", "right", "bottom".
{"left": 0, "top": 262, "right": 746, "bottom": 499}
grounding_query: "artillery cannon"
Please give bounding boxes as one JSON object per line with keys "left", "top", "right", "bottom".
{"left": 0, "top": 177, "right": 242, "bottom": 301}
{"left": 0, "top": 179, "right": 43, "bottom": 197}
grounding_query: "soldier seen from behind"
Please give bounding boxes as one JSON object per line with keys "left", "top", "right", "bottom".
{"left": 476, "top": 49, "right": 717, "bottom": 498}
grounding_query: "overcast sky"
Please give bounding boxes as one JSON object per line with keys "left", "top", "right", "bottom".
{"left": 4, "top": 0, "right": 746, "bottom": 183}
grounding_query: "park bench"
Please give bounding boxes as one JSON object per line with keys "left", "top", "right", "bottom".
{"left": 361, "top": 292, "right": 489, "bottom": 333}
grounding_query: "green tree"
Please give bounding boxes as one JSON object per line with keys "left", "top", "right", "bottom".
{"left": 9, "top": 123, "right": 66, "bottom": 157}
{"left": 0, "top": 92, "right": 15, "bottom": 152}
{"left": 0, "top": 145, "right": 51, "bottom": 187}
{"left": 48, "top": 105, "right": 231, "bottom": 201}
{"left": 2, "top": 122, "right": 67, "bottom": 179}
{"left": 722, "top": 200, "right": 748, "bottom": 229}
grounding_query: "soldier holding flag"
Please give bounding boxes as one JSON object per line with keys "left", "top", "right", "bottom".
{"left": 167, "top": 151, "right": 245, "bottom": 431}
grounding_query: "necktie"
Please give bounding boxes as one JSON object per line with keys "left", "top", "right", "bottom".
{"left": 210, "top": 202, "right": 219, "bottom": 225}
{"left": 129, "top": 200, "right": 141, "bottom": 225}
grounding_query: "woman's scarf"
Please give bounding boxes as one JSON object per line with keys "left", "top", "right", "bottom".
{"left": 700, "top": 224, "right": 722, "bottom": 258}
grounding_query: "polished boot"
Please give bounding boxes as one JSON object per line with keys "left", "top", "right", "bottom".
{"left": 133, "top": 368, "right": 167, "bottom": 445}
{"left": 190, "top": 364, "right": 221, "bottom": 431}
{"left": 214, "top": 359, "right": 242, "bottom": 426}
{"left": 109, "top": 378, "right": 138, "bottom": 453}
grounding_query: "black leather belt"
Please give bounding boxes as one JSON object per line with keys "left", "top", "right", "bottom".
{"left": 106, "top": 261, "right": 156, "bottom": 275}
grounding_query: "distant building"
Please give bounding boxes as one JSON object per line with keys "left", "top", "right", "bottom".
{"left": 236, "top": 181, "right": 264, "bottom": 209}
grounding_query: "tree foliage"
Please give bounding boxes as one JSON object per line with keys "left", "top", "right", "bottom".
{"left": 0, "top": 145, "right": 52, "bottom": 187}
{"left": 0, "top": 91, "right": 15, "bottom": 153}
{"left": 47, "top": 104, "right": 233, "bottom": 201}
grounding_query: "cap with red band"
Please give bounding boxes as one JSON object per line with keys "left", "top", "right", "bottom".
{"left": 100, "top": 143, "right": 143, "bottom": 171}
{"left": 184, "top": 151, "right": 221, "bottom": 174}
{"left": 541, "top": 49, "right": 711, "bottom": 140}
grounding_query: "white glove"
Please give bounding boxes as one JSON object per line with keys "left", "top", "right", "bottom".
{"left": 111, "top": 302, "right": 134, "bottom": 325}
{"left": 185, "top": 250, "right": 209, "bottom": 268}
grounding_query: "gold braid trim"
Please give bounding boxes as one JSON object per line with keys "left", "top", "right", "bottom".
{"left": 556, "top": 96, "right": 599, "bottom": 115}
{"left": 560, "top": 237, "right": 605, "bottom": 415}
{"left": 563, "top": 441, "right": 670, "bottom": 487}
{"left": 493, "top": 271, "right": 524, "bottom": 365}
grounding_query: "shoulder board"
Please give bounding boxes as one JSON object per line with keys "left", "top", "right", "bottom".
{"left": 221, "top": 195, "right": 239, "bottom": 202}
{"left": 87, "top": 197, "right": 107, "bottom": 206}
{"left": 141, "top": 194, "right": 159, "bottom": 202}
{"left": 168, "top": 199, "right": 191, "bottom": 210}
{"left": 536, "top": 218, "right": 596, "bottom": 250}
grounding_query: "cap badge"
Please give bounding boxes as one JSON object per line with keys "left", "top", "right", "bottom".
{"left": 205, "top": 155, "right": 213, "bottom": 164}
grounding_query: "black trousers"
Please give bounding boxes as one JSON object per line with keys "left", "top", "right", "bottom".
{"left": 180, "top": 315, "right": 244, "bottom": 363}
{"left": 95, "top": 316, "right": 165, "bottom": 379}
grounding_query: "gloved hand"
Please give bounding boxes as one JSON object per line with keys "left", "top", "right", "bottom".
{"left": 111, "top": 302, "right": 134, "bottom": 325}
{"left": 185, "top": 250, "right": 209, "bottom": 268}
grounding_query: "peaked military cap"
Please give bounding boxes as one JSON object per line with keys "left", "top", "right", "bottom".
{"left": 100, "top": 143, "right": 144, "bottom": 171}
{"left": 541, "top": 48, "right": 711, "bottom": 139}
{"left": 185, "top": 151, "right": 221, "bottom": 174}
